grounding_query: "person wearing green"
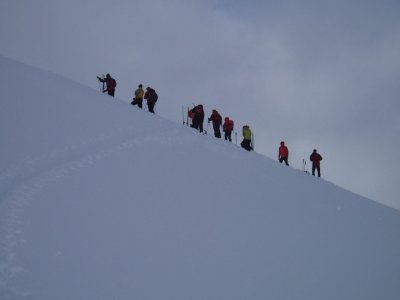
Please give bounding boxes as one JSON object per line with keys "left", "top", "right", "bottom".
{"left": 240, "top": 125, "right": 253, "bottom": 151}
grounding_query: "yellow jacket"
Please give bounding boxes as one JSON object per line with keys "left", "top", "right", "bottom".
{"left": 242, "top": 126, "right": 252, "bottom": 140}
{"left": 135, "top": 88, "right": 144, "bottom": 99}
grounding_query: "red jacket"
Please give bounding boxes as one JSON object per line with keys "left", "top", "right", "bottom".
{"left": 223, "top": 118, "right": 234, "bottom": 132}
{"left": 279, "top": 145, "right": 289, "bottom": 158}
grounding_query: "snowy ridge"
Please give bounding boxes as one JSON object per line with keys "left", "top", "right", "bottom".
{"left": 1, "top": 56, "right": 400, "bottom": 300}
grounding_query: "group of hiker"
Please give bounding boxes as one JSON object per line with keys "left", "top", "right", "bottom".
{"left": 187, "top": 105, "right": 253, "bottom": 151}
{"left": 131, "top": 84, "right": 158, "bottom": 113}
{"left": 278, "top": 142, "right": 323, "bottom": 177}
{"left": 97, "top": 73, "right": 323, "bottom": 177}
{"left": 187, "top": 106, "right": 236, "bottom": 142}
{"left": 97, "top": 74, "right": 158, "bottom": 113}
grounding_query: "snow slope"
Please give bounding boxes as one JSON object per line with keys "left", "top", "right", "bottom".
{"left": 1, "top": 55, "right": 400, "bottom": 300}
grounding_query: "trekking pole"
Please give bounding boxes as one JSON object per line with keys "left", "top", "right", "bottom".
{"left": 97, "top": 76, "right": 101, "bottom": 91}
{"left": 302, "top": 159, "right": 309, "bottom": 174}
{"left": 235, "top": 132, "right": 238, "bottom": 145}
{"left": 205, "top": 122, "right": 209, "bottom": 135}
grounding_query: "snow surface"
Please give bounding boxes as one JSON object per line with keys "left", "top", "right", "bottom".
{"left": 1, "top": 55, "right": 400, "bottom": 300}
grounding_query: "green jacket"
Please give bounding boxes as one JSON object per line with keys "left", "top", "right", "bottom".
{"left": 242, "top": 126, "right": 252, "bottom": 140}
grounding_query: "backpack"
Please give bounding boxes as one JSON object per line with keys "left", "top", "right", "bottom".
{"left": 228, "top": 120, "right": 234, "bottom": 131}
{"left": 149, "top": 89, "right": 158, "bottom": 102}
{"left": 188, "top": 110, "right": 195, "bottom": 119}
{"left": 224, "top": 119, "right": 234, "bottom": 131}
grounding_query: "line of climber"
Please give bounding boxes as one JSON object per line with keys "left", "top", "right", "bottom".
{"left": 96, "top": 74, "right": 323, "bottom": 177}
{"left": 97, "top": 75, "right": 158, "bottom": 113}
{"left": 185, "top": 104, "right": 253, "bottom": 152}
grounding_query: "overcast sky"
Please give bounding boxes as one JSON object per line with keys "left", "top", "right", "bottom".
{"left": 1, "top": 0, "right": 399, "bottom": 209}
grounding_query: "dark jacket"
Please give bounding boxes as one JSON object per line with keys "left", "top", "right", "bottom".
{"left": 144, "top": 87, "right": 158, "bottom": 103}
{"left": 194, "top": 105, "right": 204, "bottom": 122}
{"left": 310, "top": 151, "right": 323, "bottom": 166}
{"left": 208, "top": 110, "right": 222, "bottom": 126}
{"left": 98, "top": 75, "right": 116, "bottom": 92}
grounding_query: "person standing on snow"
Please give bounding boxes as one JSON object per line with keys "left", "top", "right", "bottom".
{"left": 97, "top": 73, "right": 117, "bottom": 97}
{"left": 278, "top": 141, "right": 289, "bottom": 166}
{"left": 194, "top": 105, "right": 205, "bottom": 132}
{"left": 310, "top": 149, "right": 323, "bottom": 177}
{"left": 240, "top": 125, "right": 253, "bottom": 151}
{"left": 144, "top": 87, "right": 158, "bottom": 113}
{"left": 223, "top": 117, "right": 234, "bottom": 142}
{"left": 131, "top": 84, "right": 144, "bottom": 108}
{"left": 208, "top": 109, "right": 222, "bottom": 138}
{"left": 188, "top": 105, "right": 205, "bottom": 132}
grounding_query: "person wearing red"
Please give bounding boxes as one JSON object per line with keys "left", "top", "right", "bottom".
{"left": 310, "top": 149, "right": 323, "bottom": 177}
{"left": 97, "top": 73, "right": 117, "bottom": 97}
{"left": 223, "top": 117, "right": 234, "bottom": 142}
{"left": 278, "top": 141, "right": 289, "bottom": 166}
{"left": 189, "top": 105, "right": 205, "bottom": 132}
{"left": 208, "top": 110, "right": 222, "bottom": 138}
{"left": 144, "top": 87, "right": 158, "bottom": 113}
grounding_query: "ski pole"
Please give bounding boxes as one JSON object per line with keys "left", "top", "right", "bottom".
{"left": 97, "top": 77, "right": 101, "bottom": 92}
{"left": 303, "top": 159, "right": 308, "bottom": 173}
